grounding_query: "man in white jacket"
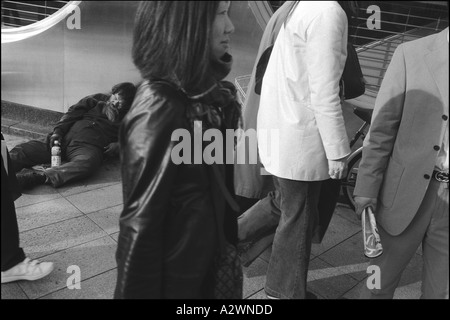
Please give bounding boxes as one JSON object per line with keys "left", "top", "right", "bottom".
{"left": 257, "top": 1, "right": 350, "bottom": 299}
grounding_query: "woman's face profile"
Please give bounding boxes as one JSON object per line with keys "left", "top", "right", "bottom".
{"left": 211, "top": 1, "right": 235, "bottom": 61}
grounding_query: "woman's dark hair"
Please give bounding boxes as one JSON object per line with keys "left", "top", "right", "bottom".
{"left": 111, "top": 82, "right": 137, "bottom": 109}
{"left": 132, "top": 1, "right": 220, "bottom": 92}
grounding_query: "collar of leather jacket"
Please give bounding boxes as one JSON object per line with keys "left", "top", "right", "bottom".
{"left": 149, "top": 52, "right": 241, "bottom": 131}
{"left": 184, "top": 80, "right": 241, "bottom": 131}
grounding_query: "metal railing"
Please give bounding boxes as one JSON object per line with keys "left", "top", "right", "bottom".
{"left": 350, "top": 3, "right": 448, "bottom": 96}
{"left": 354, "top": 22, "right": 442, "bottom": 96}
{"left": 1, "top": 1, "right": 70, "bottom": 28}
{"left": 236, "top": 1, "right": 448, "bottom": 107}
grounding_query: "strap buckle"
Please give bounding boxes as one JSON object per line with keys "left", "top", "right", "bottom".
{"left": 433, "top": 170, "right": 449, "bottom": 183}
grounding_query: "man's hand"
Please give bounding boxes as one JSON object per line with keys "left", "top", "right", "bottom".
{"left": 49, "top": 132, "right": 62, "bottom": 149}
{"left": 354, "top": 196, "right": 377, "bottom": 220}
{"left": 104, "top": 142, "right": 120, "bottom": 157}
{"left": 328, "top": 158, "right": 347, "bottom": 180}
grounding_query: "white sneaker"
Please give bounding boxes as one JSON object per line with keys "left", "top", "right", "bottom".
{"left": 1, "top": 258, "right": 54, "bottom": 283}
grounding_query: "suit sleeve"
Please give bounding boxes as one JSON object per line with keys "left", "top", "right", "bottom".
{"left": 304, "top": 7, "right": 350, "bottom": 160}
{"left": 115, "top": 90, "right": 184, "bottom": 298}
{"left": 354, "top": 45, "right": 406, "bottom": 198}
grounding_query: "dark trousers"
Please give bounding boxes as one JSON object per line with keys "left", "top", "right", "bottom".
{"left": 1, "top": 157, "right": 25, "bottom": 271}
{"left": 264, "top": 177, "right": 322, "bottom": 299}
{"left": 360, "top": 179, "right": 449, "bottom": 299}
{"left": 10, "top": 139, "right": 103, "bottom": 188}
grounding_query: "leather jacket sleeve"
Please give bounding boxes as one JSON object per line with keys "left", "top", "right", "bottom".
{"left": 115, "top": 83, "right": 186, "bottom": 298}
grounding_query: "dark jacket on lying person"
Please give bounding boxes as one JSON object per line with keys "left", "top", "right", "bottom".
{"left": 54, "top": 93, "right": 121, "bottom": 149}
{"left": 10, "top": 82, "right": 137, "bottom": 189}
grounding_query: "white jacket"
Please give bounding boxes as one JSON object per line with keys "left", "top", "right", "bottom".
{"left": 257, "top": 1, "right": 350, "bottom": 181}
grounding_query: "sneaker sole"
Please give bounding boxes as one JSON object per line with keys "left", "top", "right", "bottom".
{"left": 1, "top": 265, "right": 54, "bottom": 284}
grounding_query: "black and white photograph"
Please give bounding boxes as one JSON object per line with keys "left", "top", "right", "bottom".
{"left": 1, "top": 1, "right": 448, "bottom": 304}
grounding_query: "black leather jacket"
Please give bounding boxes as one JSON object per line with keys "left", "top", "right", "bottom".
{"left": 115, "top": 80, "right": 239, "bottom": 299}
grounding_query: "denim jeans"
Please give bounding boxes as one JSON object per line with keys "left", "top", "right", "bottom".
{"left": 237, "top": 177, "right": 280, "bottom": 266}
{"left": 265, "top": 177, "right": 322, "bottom": 299}
{"left": 238, "top": 176, "right": 341, "bottom": 268}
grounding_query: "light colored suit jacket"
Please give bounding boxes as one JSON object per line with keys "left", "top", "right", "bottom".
{"left": 258, "top": 1, "right": 350, "bottom": 181}
{"left": 354, "top": 28, "right": 449, "bottom": 236}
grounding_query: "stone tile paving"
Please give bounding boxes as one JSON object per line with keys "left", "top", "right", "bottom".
{"left": 1, "top": 133, "right": 424, "bottom": 300}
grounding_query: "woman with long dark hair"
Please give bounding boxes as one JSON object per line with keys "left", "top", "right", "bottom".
{"left": 114, "top": 1, "right": 241, "bottom": 299}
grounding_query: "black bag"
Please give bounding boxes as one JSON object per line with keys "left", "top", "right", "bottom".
{"left": 254, "top": 45, "right": 273, "bottom": 95}
{"left": 341, "top": 43, "right": 365, "bottom": 100}
{"left": 213, "top": 242, "right": 243, "bottom": 299}
{"left": 209, "top": 164, "right": 243, "bottom": 299}
{"left": 312, "top": 178, "right": 342, "bottom": 243}
{"left": 254, "top": 42, "right": 365, "bottom": 100}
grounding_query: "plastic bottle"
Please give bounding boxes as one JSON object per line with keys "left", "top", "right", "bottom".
{"left": 51, "top": 140, "right": 61, "bottom": 167}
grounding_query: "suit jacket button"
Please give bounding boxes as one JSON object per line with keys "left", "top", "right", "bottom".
{"left": 443, "top": 115, "right": 448, "bottom": 121}
{"left": 424, "top": 174, "right": 430, "bottom": 180}
{"left": 434, "top": 145, "right": 440, "bottom": 151}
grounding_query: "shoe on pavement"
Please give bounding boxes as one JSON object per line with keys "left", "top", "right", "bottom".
{"left": 1, "top": 258, "right": 54, "bottom": 283}
{"left": 16, "top": 168, "right": 47, "bottom": 190}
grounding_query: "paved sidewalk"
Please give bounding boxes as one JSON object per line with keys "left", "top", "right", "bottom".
{"left": 1, "top": 133, "right": 422, "bottom": 299}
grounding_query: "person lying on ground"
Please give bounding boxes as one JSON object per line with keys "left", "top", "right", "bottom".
{"left": 10, "top": 82, "right": 137, "bottom": 190}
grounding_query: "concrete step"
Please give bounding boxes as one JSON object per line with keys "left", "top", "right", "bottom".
{"left": 1, "top": 117, "right": 50, "bottom": 140}
{"left": 1, "top": 100, "right": 63, "bottom": 140}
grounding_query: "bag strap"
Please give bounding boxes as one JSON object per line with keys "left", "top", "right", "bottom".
{"left": 210, "top": 164, "right": 240, "bottom": 213}
{"left": 254, "top": 1, "right": 299, "bottom": 95}
{"left": 208, "top": 164, "right": 240, "bottom": 251}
